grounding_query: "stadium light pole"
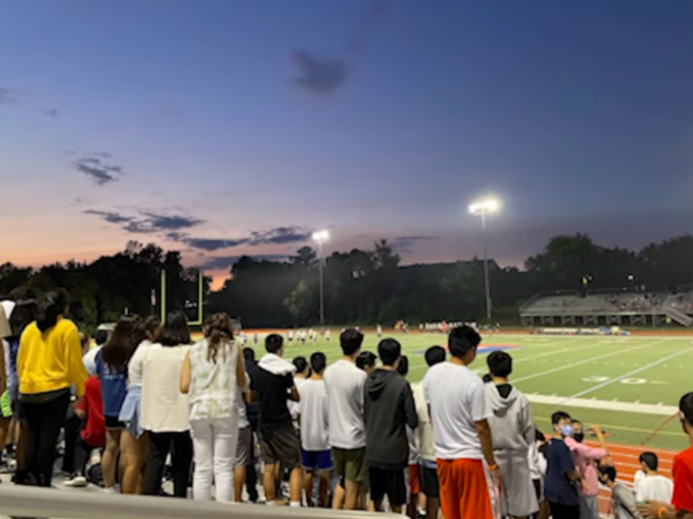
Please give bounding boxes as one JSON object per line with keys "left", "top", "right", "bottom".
{"left": 312, "top": 230, "right": 330, "bottom": 326}
{"left": 469, "top": 198, "right": 499, "bottom": 322}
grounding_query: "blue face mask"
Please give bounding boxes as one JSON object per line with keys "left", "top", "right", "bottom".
{"left": 560, "top": 424, "right": 574, "bottom": 437}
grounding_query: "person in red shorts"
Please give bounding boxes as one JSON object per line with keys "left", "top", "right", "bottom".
{"left": 638, "top": 392, "right": 693, "bottom": 519}
{"left": 422, "top": 325, "right": 501, "bottom": 519}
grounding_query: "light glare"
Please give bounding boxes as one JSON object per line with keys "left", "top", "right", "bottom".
{"left": 469, "top": 198, "right": 500, "bottom": 215}
{"left": 312, "top": 229, "right": 329, "bottom": 242}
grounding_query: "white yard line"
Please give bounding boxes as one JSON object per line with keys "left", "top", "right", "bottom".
{"left": 559, "top": 345, "right": 693, "bottom": 403}
{"left": 512, "top": 341, "right": 664, "bottom": 384}
{"left": 514, "top": 340, "right": 616, "bottom": 363}
{"left": 526, "top": 393, "right": 677, "bottom": 416}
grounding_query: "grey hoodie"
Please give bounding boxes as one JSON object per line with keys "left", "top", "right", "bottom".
{"left": 364, "top": 369, "right": 418, "bottom": 470}
{"left": 485, "top": 382, "right": 535, "bottom": 455}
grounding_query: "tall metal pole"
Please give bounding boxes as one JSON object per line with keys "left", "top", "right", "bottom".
{"left": 318, "top": 240, "right": 325, "bottom": 326}
{"left": 482, "top": 211, "right": 492, "bottom": 322}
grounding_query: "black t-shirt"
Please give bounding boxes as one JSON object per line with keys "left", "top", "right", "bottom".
{"left": 249, "top": 365, "right": 294, "bottom": 429}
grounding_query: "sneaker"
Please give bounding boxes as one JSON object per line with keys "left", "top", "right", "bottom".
{"left": 103, "top": 487, "right": 117, "bottom": 494}
{"left": 64, "top": 476, "right": 88, "bottom": 488}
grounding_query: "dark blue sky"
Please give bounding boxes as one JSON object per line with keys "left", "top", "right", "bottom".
{"left": 1, "top": 0, "right": 691, "bottom": 284}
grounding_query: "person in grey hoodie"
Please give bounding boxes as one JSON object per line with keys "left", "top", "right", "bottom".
{"left": 485, "top": 350, "right": 538, "bottom": 519}
{"left": 598, "top": 466, "right": 642, "bottom": 519}
{"left": 364, "top": 338, "right": 418, "bottom": 513}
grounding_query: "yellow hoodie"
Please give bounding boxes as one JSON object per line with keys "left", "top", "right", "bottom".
{"left": 17, "top": 317, "right": 89, "bottom": 397}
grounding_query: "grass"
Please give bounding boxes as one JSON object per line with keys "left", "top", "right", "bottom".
{"left": 247, "top": 331, "right": 692, "bottom": 451}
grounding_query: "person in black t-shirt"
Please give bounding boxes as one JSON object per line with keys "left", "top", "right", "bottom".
{"left": 249, "top": 334, "right": 303, "bottom": 507}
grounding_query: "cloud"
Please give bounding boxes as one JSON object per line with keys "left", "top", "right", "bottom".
{"left": 124, "top": 212, "right": 204, "bottom": 234}
{"left": 198, "top": 254, "right": 289, "bottom": 271}
{"left": 83, "top": 209, "right": 134, "bottom": 225}
{"left": 249, "top": 226, "right": 312, "bottom": 245}
{"left": 168, "top": 226, "right": 312, "bottom": 252}
{"left": 41, "top": 107, "right": 58, "bottom": 118}
{"left": 0, "top": 87, "right": 20, "bottom": 104}
{"left": 74, "top": 156, "right": 123, "bottom": 186}
{"left": 391, "top": 235, "right": 437, "bottom": 253}
{"left": 166, "top": 233, "right": 248, "bottom": 252}
{"left": 292, "top": 51, "right": 349, "bottom": 96}
{"left": 84, "top": 209, "right": 204, "bottom": 234}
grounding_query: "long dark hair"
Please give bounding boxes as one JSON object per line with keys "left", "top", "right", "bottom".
{"left": 203, "top": 313, "right": 234, "bottom": 363}
{"left": 9, "top": 299, "right": 38, "bottom": 340}
{"left": 36, "top": 289, "right": 69, "bottom": 333}
{"left": 157, "top": 311, "right": 191, "bottom": 347}
{"left": 101, "top": 315, "right": 142, "bottom": 370}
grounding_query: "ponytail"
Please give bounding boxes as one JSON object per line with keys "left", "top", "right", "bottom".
{"left": 36, "top": 289, "right": 69, "bottom": 333}
{"left": 203, "top": 313, "right": 235, "bottom": 363}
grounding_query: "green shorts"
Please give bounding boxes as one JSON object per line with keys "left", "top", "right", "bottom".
{"left": 331, "top": 446, "right": 368, "bottom": 484}
{"left": 0, "top": 390, "right": 12, "bottom": 419}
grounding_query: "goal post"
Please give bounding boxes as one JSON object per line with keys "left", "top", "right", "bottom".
{"left": 159, "top": 269, "right": 204, "bottom": 325}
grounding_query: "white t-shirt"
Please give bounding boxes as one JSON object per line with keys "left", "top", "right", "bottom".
{"left": 298, "top": 378, "right": 330, "bottom": 451}
{"left": 413, "top": 382, "right": 435, "bottom": 462}
{"left": 324, "top": 359, "right": 367, "bottom": 449}
{"left": 634, "top": 472, "right": 674, "bottom": 502}
{"left": 82, "top": 345, "right": 102, "bottom": 377}
{"left": 126, "top": 340, "right": 153, "bottom": 387}
{"left": 422, "top": 362, "right": 491, "bottom": 460}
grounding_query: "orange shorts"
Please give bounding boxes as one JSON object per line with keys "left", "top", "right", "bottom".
{"left": 436, "top": 459, "right": 493, "bottom": 519}
{"left": 408, "top": 464, "right": 420, "bottom": 495}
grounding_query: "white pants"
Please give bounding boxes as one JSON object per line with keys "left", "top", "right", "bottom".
{"left": 190, "top": 416, "right": 239, "bottom": 502}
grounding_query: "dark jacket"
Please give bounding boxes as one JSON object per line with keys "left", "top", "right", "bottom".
{"left": 364, "top": 368, "right": 418, "bottom": 470}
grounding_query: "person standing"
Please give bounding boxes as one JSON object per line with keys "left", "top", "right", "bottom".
{"left": 422, "top": 325, "right": 500, "bottom": 519}
{"left": 565, "top": 420, "right": 609, "bottom": 519}
{"left": 298, "top": 352, "right": 332, "bottom": 508}
{"left": 180, "top": 313, "right": 246, "bottom": 502}
{"left": 364, "top": 339, "right": 418, "bottom": 513}
{"left": 119, "top": 316, "right": 161, "bottom": 495}
{"left": 17, "top": 289, "right": 89, "bottom": 487}
{"left": 243, "top": 347, "right": 260, "bottom": 503}
{"left": 96, "top": 315, "right": 142, "bottom": 492}
{"left": 414, "top": 346, "right": 446, "bottom": 519}
{"left": 544, "top": 412, "right": 581, "bottom": 519}
{"left": 633, "top": 452, "right": 674, "bottom": 503}
{"left": 598, "top": 466, "right": 642, "bottom": 519}
{"left": 323, "top": 328, "right": 368, "bottom": 510}
{"left": 485, "top": 350, "right": 538, "bottom": 519}
{"left": 140, "top": 311, "right": 192, "bottom": 498}
{"left": 638, "top": 392, "right": 693, "bottom": 519}
{"left": 249, "top": 333, "right": 303, "bottom": 507}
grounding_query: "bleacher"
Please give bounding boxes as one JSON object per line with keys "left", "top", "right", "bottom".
{"left": 520, "top": 289, "right": 693, "bottom": 327}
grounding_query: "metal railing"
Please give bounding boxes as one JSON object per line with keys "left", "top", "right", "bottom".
{"left": 0, "top": 485, "right": 382, "bottom": 519}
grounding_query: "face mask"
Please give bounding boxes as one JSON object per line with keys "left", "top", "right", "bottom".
{"left": 560, "top": 424, "right": 574, "bottom": 438}
{"left": 573, "top": 432, "right": 584, "bottom": 443}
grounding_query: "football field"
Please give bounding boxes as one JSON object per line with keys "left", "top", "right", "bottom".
{"left": 268, "top": 331, "right": 692, "bottom": 451}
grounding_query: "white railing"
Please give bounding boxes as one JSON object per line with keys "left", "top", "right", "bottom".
{"left": 0, "top": 485, "right": 382, "bottom": 519}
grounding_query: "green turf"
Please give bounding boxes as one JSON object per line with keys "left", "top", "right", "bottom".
{"left": 266, "top": 332, "right": 692, "bottom": 450}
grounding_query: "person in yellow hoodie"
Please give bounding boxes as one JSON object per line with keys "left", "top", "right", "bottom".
{"left": 17, "top": 289, "right": 89, "bottom": 487}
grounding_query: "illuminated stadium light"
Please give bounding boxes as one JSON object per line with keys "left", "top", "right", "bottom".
{"left": 469, "top": 197, "right": 501, "bottom": 322}
{"left": 468, "top": 198, "right": 499, "bottom": 215}
{"left": 312, "top": 229, "right": 330, "bottom": 242}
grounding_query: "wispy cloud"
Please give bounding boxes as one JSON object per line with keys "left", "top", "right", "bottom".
{"left": 391, "top": 235, "right": 437, "bottom": 253}
{"left": 84, "top": 209, "right": 204, "bottom": 234}
{"left": 41, "top": 107, "right": 58, "bottom": 118}
{"left": 0, "top": 87, "right": 20, "bottom": 104}
{"left": 292, "top": 51, "right": 349, "bottom": 96}
{"left": 198, "top": 254, "right": 289, "bottom": 271}
{"left": 168, "top": 226, "right": 312, "bottom": 251}
{"left": 74, "top": 156, "right": 124, "bottom": 186}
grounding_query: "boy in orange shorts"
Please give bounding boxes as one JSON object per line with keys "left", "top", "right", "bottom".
{"left": 422, "top": 325, "right": 501, "bottom": 519}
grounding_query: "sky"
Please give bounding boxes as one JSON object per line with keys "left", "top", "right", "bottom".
{"left": 1, "top": 0, "right": 692, "bottom": 288}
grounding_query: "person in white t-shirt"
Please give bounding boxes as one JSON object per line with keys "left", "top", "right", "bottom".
{"left": 422, "top": 325, "right": 500, "bottom": 519}
{"left": 634, "top": 451, "right": 674, "bottom": 503}
{"left": 323, "top": 328, "right": 367, "bottom": 510}
{"left": 298, "top": 352, "right": 331, "bottom": 507}
{"left": 415, "top": 346, "right": 446, "bottom": 519}
{"left": 290, "top": 356, "right": 310, "bottom": 425}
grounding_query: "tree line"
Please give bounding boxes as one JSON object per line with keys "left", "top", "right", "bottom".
{"left": 2, "top": 234, "right": 693, "bottom": 329}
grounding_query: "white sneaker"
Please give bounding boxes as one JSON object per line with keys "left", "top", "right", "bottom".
{"left": 64, "top": 476, "right": 88, "bottom": 488}
{"left": 103, "top": 486, "right": 117, "bottom": 494}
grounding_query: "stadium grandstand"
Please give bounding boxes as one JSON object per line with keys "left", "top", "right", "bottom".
{"left": 520, "top": 288, "right": 693, "bottom": 327}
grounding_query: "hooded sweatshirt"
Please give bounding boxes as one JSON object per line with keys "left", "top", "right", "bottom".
{"left": 364, "top": 368, "right": 418, "bottom": 470}
{"left": 250, "top": 353, "right": 296, "bottom": 430}
{"left": 485, "top": 382, "right": 535, "bottom": 455}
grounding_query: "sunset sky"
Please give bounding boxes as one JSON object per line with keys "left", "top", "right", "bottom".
{"left": 1, "top": 0, "right": 691, "bottom": 287}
